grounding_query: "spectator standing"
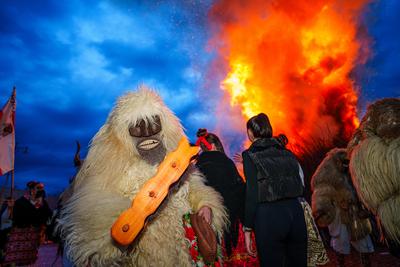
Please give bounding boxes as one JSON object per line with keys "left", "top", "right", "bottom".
{"left": 242, "top": 113, "right": 307, "bottom": 267}
{"left": 2, "top": 181, "right": 52, "bottom": 266}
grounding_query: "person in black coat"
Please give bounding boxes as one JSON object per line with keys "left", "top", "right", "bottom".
{"left": 242, "top": 113, "right": 307, "bottom": 267}
{"left": 195, "top": 128, "right": 245, "bottom": 257}
{"left": 13, "top": 181, "right": 52, "bottom": 228}
{"left": 2, "top": 182, "right": 52, "bottom": 265}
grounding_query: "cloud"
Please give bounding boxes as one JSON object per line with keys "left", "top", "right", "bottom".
{"left": 0, "top": 0, "right": 213, "bottom": 194}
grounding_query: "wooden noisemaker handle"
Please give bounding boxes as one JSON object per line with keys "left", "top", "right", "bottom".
{"left": 111, "top": 138, "right": 199, "bottom": 246}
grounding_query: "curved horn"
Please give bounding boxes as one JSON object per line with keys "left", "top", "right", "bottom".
{"left": 74, "top": 140, "right": 82, "bottom": 168}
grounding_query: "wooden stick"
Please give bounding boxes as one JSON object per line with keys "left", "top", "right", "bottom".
{"left": 111, "top": 138, "right": 199, "bottom": 246}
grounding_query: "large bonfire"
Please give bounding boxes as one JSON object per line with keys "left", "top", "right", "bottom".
{"left": 208, "top": 0, "right": 371, "bottom": 155}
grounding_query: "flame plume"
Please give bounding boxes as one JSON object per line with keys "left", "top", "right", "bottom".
{"left": 209, "top": 0, "right": 370, "bottom": 154}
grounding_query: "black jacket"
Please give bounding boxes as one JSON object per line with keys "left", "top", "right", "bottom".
{"left": 13, "top": 196, "right": 52, "bottom": 228}
{"left": 196, "top": 151, "right": 245, "bottom": 254}
{"left": 243, "top": 138, "right": 303, "bottom": 228}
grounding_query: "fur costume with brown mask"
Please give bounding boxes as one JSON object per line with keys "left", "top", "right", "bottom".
{"left": 56, "top": 86, "right": 228, "bottom": 267}
{"left": 347, "top": 98, "right": 400, "bottom": 244}
{"left": 348, "top": 98, "right": 400, "bottom": 153}
{"left": 311, "top": 148, "right": 371, "bottom": 241}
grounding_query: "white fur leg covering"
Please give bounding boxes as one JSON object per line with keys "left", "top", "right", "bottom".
{"left": 349, "top": 137, "right": 400, "bottom": 212}
{"left": 378, "top": 195, "right": 400, "bottom": 243}
{"left": 57, "top": 186, "right": 131, "bottom": 267}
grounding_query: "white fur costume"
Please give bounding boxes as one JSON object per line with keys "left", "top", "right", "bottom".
{"left": 347, "top": 98, "right": 400, "bottom": 243}
{"left": 57, "top": 87, "right": 227, "bottom": 267}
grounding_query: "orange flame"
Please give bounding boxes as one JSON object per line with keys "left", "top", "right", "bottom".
{"left": 209, "top": 0, "right": 369, "bottom": 153}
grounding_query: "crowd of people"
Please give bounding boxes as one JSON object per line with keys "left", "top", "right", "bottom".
{"left": 190, "top": 111, "right": 392, "bottom": 267}
{"left": 194, "top": 113, "right": 329, "bottom": 267}
{"left": 0, "top": 108, "right": 395, "bottom": 267}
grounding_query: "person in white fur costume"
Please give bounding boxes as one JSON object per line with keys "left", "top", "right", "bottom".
{"left": 57, "top": 86, "right": 228, "bottom": 267}
{"left": 347, "top": 98, "right": 400, "bottom": 256}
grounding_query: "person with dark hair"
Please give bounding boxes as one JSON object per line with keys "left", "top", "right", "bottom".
{"left": 196, "top": 128, "right": 226, "bottom": 154}
{"left": 12, "top": 181, "right": 51, "bottom": 228}
{"left": 195, "top": 129, "right": 256, "bottom": 265}
{"left": 2, "top": 181, "right": 52, "bottom": 266}
{"left": 242, "top": 113, "right": 307, "bottom": 267}
{"left": 275, "top": 134, "right": 329, "bottom": 266}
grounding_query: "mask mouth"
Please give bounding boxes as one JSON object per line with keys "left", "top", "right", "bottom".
{"left": 137, "top": 139, "right": 160, "bottom": 151}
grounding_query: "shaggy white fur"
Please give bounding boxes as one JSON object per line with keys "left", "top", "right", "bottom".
{"left": 350, "top": 136, "right": 400, "bottom": 242}
{"left": 378, "top": 196, "right": 400, "bottom": 244}
{"left": 350, "top": 137, "right": 400, "bottom": 211}
{"left": 57, "top": 86, "right": 228, "bottom": 267}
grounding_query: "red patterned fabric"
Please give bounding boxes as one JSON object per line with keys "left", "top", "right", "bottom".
{"left": 183, "top": 213, "right": 260, "bottom": 267}
{"left": 3, "top": 226, "right": 40, "bottom": 266}
{"left": 183, "top": 213, "right": 223, "bottom": 267}
{"left": 223, "top": 222, "right": 259, "bottom": 267}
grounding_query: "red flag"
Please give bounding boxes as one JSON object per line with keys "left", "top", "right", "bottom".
{"left": 0, "top": 87, "right": 16, "bottom": 176}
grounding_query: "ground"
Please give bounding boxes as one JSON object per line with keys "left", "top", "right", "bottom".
{"left": 321, "top": 246, "right": 399, "bottom": 267}
{"left": 33, "top": 243, "right": 62, "bottom": 267}
{"left": 32, "top": 243, "right": 399, "bottom": 267}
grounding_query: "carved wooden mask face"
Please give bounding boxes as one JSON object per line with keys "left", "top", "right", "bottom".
{"left": 129, "top": 115, "right": 166, "bottom": 165}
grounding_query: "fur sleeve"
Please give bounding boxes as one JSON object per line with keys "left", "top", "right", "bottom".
{"left": 57, "top": 185, "right": 131, "bottom": 267}
{"left": 187, "top": 170, "right": 228, "bottom": 236}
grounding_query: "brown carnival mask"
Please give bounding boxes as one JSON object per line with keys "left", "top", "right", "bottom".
{"left": 129, "top": 115, "right": 166, "bottom": 166}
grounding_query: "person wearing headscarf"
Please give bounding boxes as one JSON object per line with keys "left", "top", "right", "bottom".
{"left": 195, "top": 129, "right": 257, "bottom": 266}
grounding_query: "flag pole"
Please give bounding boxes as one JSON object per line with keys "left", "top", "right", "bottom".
{"left": 10, "top": 169, "right": 14, "bottom": 200}
{"left": 0, "top": 172, "right": 10, "bottom": 202}
{"left": 10, "top": 86, "right": 16, "bottom": 201}
{"left": 10, "top": 86, "right": 16, "bottom": 216}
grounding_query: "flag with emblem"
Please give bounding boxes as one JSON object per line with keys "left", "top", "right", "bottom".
{"left": 0, "top": 87, "right": 16, "bottom": 176}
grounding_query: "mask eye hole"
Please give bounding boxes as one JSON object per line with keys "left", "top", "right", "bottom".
{"left": 129, "top": 115, "right": 162, "bottom": 137}
{"left": 151, "top": 115, "right": 161, "bottom": 134}
{"left": 129, "top": 119, "right": 145, "bottom": 137}
{"left": 129, "top": 125, "right": 141, "bottom": 137}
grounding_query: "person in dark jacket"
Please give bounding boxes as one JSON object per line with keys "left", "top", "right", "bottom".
{"left": 242, "top": 113, "right": 307, "bottom": 267}
{"left": 13, "top": 181, "right": 52, "bottom": 228}
{"left": 2, "top": 181, "right": 53, "bottom": 266}
{"left": 195, "top": 128, "right": 246, "bottom": 258}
